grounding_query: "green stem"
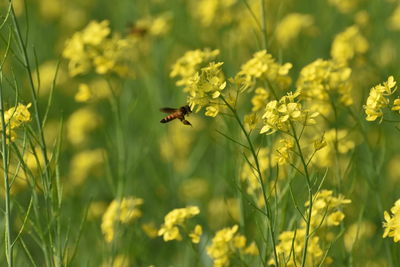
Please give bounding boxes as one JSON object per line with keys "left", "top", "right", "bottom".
{"left": 220, "top": 95, "right": 279, "bottom": 266}
{"left": 259, "top": 0, "right": 268, "bottom": 49}
{"left": 289, "top": 122, "right": 313, "bottom": 267}
{"left": 8, "top": 3, "right": 59, "bottom": 266}
{"left": 0, "top": 69, "right": 13, "bottom": 267}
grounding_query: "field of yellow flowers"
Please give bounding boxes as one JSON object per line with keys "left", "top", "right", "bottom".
{"left": 1, "top": 0, "right": 400, "bottom": 266}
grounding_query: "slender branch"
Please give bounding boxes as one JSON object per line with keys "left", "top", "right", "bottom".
{"left": 0, "top": 63, "right": 13, "bottom": 267}
{"left": 219, "top": 95, "right": 279, "bottom": 266}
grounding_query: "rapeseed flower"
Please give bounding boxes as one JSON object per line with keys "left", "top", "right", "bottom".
{"left": 296, "top": 59, "right": 353, "bottom": 115}
{"left": 66, "top": 107, "right": 102, "bottom": 146}
{"left": 63, "top": 20, "right": 135, "bottom": 77}
{"left": 275, "top": 13, "right": 314, "bottom": 47}
{"left": 383, "top": 199, "right": 400, "bottom": 242}
{"left": 364, "top": 76, "right": 397, "bottom": 121}
{"left": 170, "top": 48, "right": 220, "bottom": 89}
{"left": 260, "top": 92, "right": 318, "bottom": 135}
{"left": 158, "top": 206, "right": 200, "bottom": 242}
{"left": 207, "top": 225, "right": 258, "bottom": 267}
{"left": 1, "top": 103, "right": 31, "bottom": 142}
{"left": 331, "top": 25, "right": 369, "bottom": 64}
{"left": 101, "top": 197, "right": 144, "bottom": 243}
{"left": 232, "top": 50, "right": 292, "bottom": 91}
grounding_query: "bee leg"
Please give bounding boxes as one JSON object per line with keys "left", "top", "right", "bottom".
{"left": 182, "top": 119, "right": 192, "bottom": 127}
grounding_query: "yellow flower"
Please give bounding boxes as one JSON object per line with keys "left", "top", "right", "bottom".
{"left": 186, "top": 61, "right": 226, "bottom": 116}
{"left": 232, "top": 50, "right": 292, "bottom": 91}
{"left": 189, "top": 224, "right": 203, "bottom": 244}
{"left": 331, "top": 25, "right": 368, "bottom": 64}
{"left": 275, "top": 13, "right": 314, "bottom": 47}
{"left": 304, "top": 190, "right": 351, "bottom": 229}
{"left": 75, "top": 83, "right": 93, "bottom": 102}
{"left": 1, "top": 103, "right": 31, "bottom": 142}
{"left": 190, "top": 0, "right": 236, "bottom": 27}
{"left": 328, "top": 0, "right": 359, "bottom": 14}
{"left": 364, "top": 76, "right": 397, "bottom": 122}
{"left": 68, "top": 149, "right": 105, "bottom": 186}
{"left": 260, "top": 92, "right": 318, "bottom": 135}
{"left": 383, "top": 199, "right": 400, "bottom": 242}
{"left": 141, "top": 222, "right": 159, "bottom": 239}
{"left": 387, "top": 5, "right": 400, "bottom": 31}
{"left": 101, "top": 197, "right": 144, "bottom": 243}
{"left": 66, "top": 107, "right": 102, "bottom": 146}
{"left": 63, "top": 20, "right": 135, "bottom": 77}
{"left": 170, "top": 48, "right": 220, "bottom": 88}
{"left": 207, "top": 225, "right": 256, "bottom": 267}
{"left": 158, "top": 206, "right": 200, "bottom": 242}
{"left": 296, "top": 58, "right": 353, "bottom": 114}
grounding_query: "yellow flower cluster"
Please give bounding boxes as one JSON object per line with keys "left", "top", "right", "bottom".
{"left": 312, "top": 129, "right": 355, "bottom": 168}
{"left": 207, "top": 225, "right": 258, "bottom": 267}
{"left": 296, "top": 58, "right": 353, "bottom": 114}
{"left": 331, "top": 25, "right": 369, "bottom": 64}
{"left": 68, "top": 149, "right": 105, "bottom": 186}
{"left": 270, "top": 229, "right": 328, "bottom": 266}
{"left": 383, "top": 199, "right": 400, "bottom": 242}
{"left": 63, "top": 20, "right": 134, "bottom": 77}
{"left": 170, "top": 48, "right": 220, "bottom": 89}
{"left": 305, "top": 190, "right": 351, "bottom": 229}
{"left": 328, "top": 0, "right": 359, "bottom": 14}
{"left": 271, "top": 190, "right": 350, "bottom": 266}
{"left": 101, "top": 197, "right": 144, "bottom": 243}
{"left": 66, "top": 107, "right": 102, "bottom": 146}
{"left": 1, "top": 103, "right": 32, "bottom": 142}
{"left": 158, "top": 206, "right": 200, "bottom": 242}
{"left": 244, "top": 87, "right": 270, "bottom": 130}
{"left": 275, "top": 13, "right": 314, "bottom": 47}
{"left": 170, "top": 49, "right": 226, "bottom": 116}
{"left": 260, "top": 92, "right": 318, "bottom": 135}
{"left": 233, "top": 50, "right": 292, "bottom": 91}
{"left": 364, "top": 76, "right": 397, "bottom": 122}
{"left": 187, "top": 62, "right": 226, "bottom": 116}
{"left": 190, "top": 0, "right": 236, "bottom": 27}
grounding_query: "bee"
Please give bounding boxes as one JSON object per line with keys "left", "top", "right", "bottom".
{"left": 127, "top": 22, "right": 148, "bottom": 37}
{"left": 160, "top": 105, "right": 192, "bottom": 126}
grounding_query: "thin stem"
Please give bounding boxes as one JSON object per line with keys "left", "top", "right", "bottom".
{"left": 289, "top": 122, "right": 313, "bottom": 267}
{"left": 259, "top": 0, "right": 268, "bottom": 49}
{"left": 0, "top": 68, "right": 13, "bottom": 267}
{"left": 220, "top": 95, "right": 279, "bottom": 266}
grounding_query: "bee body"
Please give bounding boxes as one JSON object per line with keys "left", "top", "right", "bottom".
{"left": 160, "top": 105, "right": 192, "bottom": 126}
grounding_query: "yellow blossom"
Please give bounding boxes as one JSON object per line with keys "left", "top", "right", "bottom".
{"left": 207, "top": 225, "right": 257, "bottom": 267}
{"left": 68, "top": 149, "right": 105, "bottom": 186}
{"left": 232, "top": 50, "right": 292, "bottom": 91}
{"left": 328, "top": 0, "right": 359, "bottom": 13}
{"left": 1, "top": 103, "right": 32, "bottom": 142}
{"left": 189, "top": 224, "right": 203, "bottom": 244}
{"left": 75, "top": 83, "right": 93, "bottom": 102}
{"left": 170, "top": 48, "right": 220, "bottom": 88}
{"left": 186, "top": 61, "right": 226, "bottom": 116}
{"left": 383, "top": 199, "right": 400, "bottom": 242}
{"left": 141, "top": 222, "right": 159, "bottom": 239}
{"left": 63, "top": 20, "right": 135, "bottom": 77}
{"left": 388, "top": 5, "right": 400, "bottom": 31}
{"left": 190, "top": 0, "right": 236, "bottom": 27}
{"left": 275, "top": 13, "right": 314, "bottom": 47}
{"left": 158, "top": 206, "right": 200, "bottom": 242}
{"left": 260, "top": 92, "right": 318, "bottom": 135}
{"left": 101, "top": 197, "right": 144, "bottom": 243}
{"left": 364, "top": 76, "right": 397, "bottom": 121}
{"left": 331, "top": 25, "right": 369, "bottom": 64}
{"left": 66, "top": 107, "right": 102, "bottom": 146}
{"left": 296, "top": 58, "right": 353, "bottom": 114}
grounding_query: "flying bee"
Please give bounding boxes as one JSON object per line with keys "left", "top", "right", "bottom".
{"left": 127, "top": 22, "right": 148, "bottom": 37}
{"left": 160, "top": 105, "right": 192, "bottom": 126}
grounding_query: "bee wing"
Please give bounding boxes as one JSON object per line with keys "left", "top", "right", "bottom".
{"left": 160, "top": 107, "right": 178, "bottom": 114}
